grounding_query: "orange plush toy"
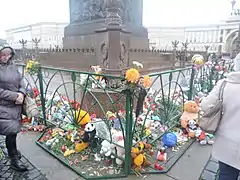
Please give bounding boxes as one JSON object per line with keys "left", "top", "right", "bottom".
{"left": 180, "top": 100, "right": 199, "bottom": 138}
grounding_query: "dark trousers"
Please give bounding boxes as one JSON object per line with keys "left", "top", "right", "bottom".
{"left": 5, "top": 134, "right": 18, "bottom": 157}
{"left": 219, "top": 161, "right": 239, "bottom": 180}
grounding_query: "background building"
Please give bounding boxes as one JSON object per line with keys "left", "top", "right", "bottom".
{"left": 148, "top": 24, "right": 228, "bottom": 52}
{"left": 5, "top": 22, "right": 68, "bottom": 49}
{"left": 5, "top": 9, "right": 240, "bottom": 53}
{"left": 0, "top": 39, "right": 7, "bottom": 46}
{"left": 147, "top": 8, "right": 240, "bottom": 53}
{"left": 148, "top": 27, "right": 185, "bottom": 50}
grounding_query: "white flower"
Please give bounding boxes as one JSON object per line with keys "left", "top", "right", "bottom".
{"left": 132, "top": 61, "right": 143, "bottom": 69}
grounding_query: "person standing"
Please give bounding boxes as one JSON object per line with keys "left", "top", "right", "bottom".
{"left": 200, "top": 53, "right": 240, "bottom": 179}
{"left": 0, "top": 46, "right": 28, "bottom": 172}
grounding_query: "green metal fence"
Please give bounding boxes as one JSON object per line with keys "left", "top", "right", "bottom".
{"left": 17, "top": 59, "right": 233, "bottom": 179}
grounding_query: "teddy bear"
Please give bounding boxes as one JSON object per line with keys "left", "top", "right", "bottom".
{"left": 180, "top": 100, "right": 199, "bottom": 138}
{"left": 100, "top": 140, "right": 113, "bottom": 157}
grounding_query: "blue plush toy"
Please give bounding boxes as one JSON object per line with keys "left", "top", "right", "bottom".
{"left": 162, "top": 132, "right": 177, "bottom": 148}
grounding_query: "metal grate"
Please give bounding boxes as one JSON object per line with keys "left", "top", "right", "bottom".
{"left": 0, "top": 136, "right": 48, "bottom": 180}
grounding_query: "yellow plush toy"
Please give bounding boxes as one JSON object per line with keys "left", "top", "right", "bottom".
{"left": 75, "top": 109, "right": 91, "bottom": 126}
{"left": 75, "top": 140, "right": 89, "bottom": 153}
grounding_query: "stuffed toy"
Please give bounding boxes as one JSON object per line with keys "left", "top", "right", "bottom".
{"left": 137, "top": 114, "right": 153, "bottom": 128}
{"left": 111, "top": 130, "right": 125, "bottom": 165}
{"left": 132, "top": 153, "right": 146, "bottom": 172}
{"left": 82, "top": 123, "right": 98, "bottom": 148}
{"left": 195, "top": 128, "right": 214, "bottom": 145}
{"left": 131, "top": 142, "right": 151, "bottom": 172}
{"left": 157, "top": 147, "right": 167, "bottom": 161}
{"left": 149, "top": 121, "right": 161, "bottom": 139}
{"left": 180, "top": 100, "right": 199, "bottom": 138}
{"left": 100, "top": 140, "right": 113, "bottom": 158}
{"left": 75, "top": 140, "right": 89, "bottom": 153}
{"left": 180, "top": 101, "right": 214, "bottom": 143}
{"left": 90, "top": 65, "right": 108, "bottom": 88}
{"left": 76, "top": 109, "right": 91, "bottom": 127}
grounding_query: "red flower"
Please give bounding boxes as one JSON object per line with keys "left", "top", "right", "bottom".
{"left": 151, "top": 104, "right": 156, "bottom": 111}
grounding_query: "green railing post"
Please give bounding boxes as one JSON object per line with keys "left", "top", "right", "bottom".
{"left": 124, "top": 89, "right": 133, "bottom": 175}
{"left": 37, "top": 66, "right": 47, "bottom": 126}
{"left": 188, "top": 65, "right": 195, "bottom": 100}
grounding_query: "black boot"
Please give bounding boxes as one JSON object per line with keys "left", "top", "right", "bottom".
{"left": 16, "top": 150, "right": 22, "bottom": 160}
{"left": 10, "top": 155, "right": 28, "bottom": 172}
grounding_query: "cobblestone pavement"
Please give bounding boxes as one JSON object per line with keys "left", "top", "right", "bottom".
{"left": 199, "top": 157, "right": 240, "bottom": 180}
{"left": 199, "top": 157, "right": 219, "bottom": 180}
{"left": 0, "top": 136, "right": 48, "bottom": 180}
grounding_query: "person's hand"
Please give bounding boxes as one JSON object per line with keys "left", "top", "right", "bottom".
{"left": 15, "top": 93, "right": 24, "bottom": 104}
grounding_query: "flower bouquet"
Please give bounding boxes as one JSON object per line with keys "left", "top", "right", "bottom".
{"left": 123, "top": 61, "right": 152, "bottom": 92}
{"left": 25, "top": 60, "right": 41, "bottom": 75}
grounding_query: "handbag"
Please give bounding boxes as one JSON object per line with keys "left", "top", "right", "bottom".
{"left": 23, "top": 95, "right": 39, "bottom": 118}
{"left": 199, "top": 80, "right": 227, "bottom": 134}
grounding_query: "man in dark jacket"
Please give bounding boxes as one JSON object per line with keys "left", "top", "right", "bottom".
{"left": 0, "top": 46, "right": 28, "bottom": 171}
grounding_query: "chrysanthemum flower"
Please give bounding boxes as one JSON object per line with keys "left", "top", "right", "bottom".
{"left": 125, "top": 68, "right": 140, "bottom": 83}
{"left": 143, "top": 75, "right": 152, "bottom": 88}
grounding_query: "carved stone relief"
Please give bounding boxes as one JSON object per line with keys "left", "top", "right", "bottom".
{"left": 100, "top": 42, "right": 108, "bottom": 67}
{"left": 120, "top": 43, "right": 126, "bottom": 66}
{"left": 69, "top": 0, "right": 142, "bottom": 25}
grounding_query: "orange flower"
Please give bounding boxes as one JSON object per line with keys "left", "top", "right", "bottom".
{"left": 125, "top": 68, "right": 140, "bottom": 83}
{"left": 143, "top": 75, "right": 151, "bottom": 88}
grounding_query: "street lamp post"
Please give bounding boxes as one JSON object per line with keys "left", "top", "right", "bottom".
{"left": 19, "top": 39, "right": 27, "bottom": 61}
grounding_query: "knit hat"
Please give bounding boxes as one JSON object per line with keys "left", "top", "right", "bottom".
{"left": 234, "top": 53, "right": 240, "bottom": 71}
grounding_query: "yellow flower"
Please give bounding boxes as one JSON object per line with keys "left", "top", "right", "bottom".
{"left": 143, "top": 75, "right": 151, "bottom": 88}
{"left": 25, "top": 60, "right": 40, "bottom": 75}
{"left": 26, "top": 62, "right": 32, "bottom": 69}
{"left": 125, "top": 68, "right": 140, "bottom": 83}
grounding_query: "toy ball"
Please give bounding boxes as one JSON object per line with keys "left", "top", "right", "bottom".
{"left": 162, "top": 133, "right": 177, "bottom": 147}
{"left": 192, "top": 54, "right": 204, "bottom": 65}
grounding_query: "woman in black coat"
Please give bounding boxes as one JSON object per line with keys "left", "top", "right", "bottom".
{"left": 0, "top": 46, "right": 28, "bottom": 172}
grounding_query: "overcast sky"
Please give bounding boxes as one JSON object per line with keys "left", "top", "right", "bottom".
{"left": 0, "top": 0, "right": 233, "bottom": 38}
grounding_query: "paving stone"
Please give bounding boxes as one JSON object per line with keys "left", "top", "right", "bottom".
{"left": 199, "top": 156, "right": 240, "bottom": 180}
{"left": 17, "top": 132, "right": 79, "bottom": 180}
{"left": 167, "top": 142, "right": 212, "bottom": 180}
{"left": 206, "top": 161, "right": 219, "bottom": 173}
{"left": 0, "top": 135, "right": 48, "bottom": 180}
{"left": 200, "top": 170, "right": 217, "bottom": 180}
{"left": 210, "top": 157, "right": 218, "bottom": 163}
